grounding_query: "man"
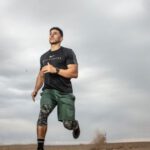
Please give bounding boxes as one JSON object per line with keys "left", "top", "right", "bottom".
{"left": 31, "top": 27, "right": 80, "bottom": 150}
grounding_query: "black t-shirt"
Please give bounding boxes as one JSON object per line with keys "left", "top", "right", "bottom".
{"left": 40, "top": 46, "right": 78, "bottom": 93}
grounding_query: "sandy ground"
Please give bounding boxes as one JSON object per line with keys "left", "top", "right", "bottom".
{"left": 0, "top": 142, "right": 150, "bottom": 150}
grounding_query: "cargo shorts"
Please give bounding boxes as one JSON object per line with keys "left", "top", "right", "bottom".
{"left": 39, "top": 88, "right": 76, "bottom": 122}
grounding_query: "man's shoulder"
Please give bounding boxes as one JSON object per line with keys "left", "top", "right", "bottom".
{"left": 62, "top": 46, "right": 78, "bottom": 64}
{"left": 62, "top": 46, "right": 75, "bottom": 54}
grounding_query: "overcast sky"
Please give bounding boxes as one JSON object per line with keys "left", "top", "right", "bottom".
{"left": 0, "top": 0, "right": 150, "bottom": 145}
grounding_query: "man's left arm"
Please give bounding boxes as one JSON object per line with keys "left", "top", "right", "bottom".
{"left": 57, "top": 64, "right": 78, "bottom": 78}
{"left": 57, "top": 49, "right": 78, "bottom": 78}
{"left": 41, "top": 49, "right": 78, "bottom": 79}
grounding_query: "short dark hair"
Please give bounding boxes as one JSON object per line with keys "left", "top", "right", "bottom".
{"left": 49, "top": 27, "right": 63, "bottom": 37}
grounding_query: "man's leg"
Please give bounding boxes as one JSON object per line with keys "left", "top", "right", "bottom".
{"left": 37, "top": 125, "right": 47, "bottom": 139}
{"left": 36, "top": 125, "right": 47, "bottom": 150}
{"left": 37, "top": 104, "right": 55, "bottom": 150}
{"left": 57, "top": 91, "right": 80, "bottom": 139}
{"left": 63, "top": 120, "right": 80, "bottom": 139}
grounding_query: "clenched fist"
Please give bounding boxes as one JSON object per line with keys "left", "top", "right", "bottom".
{"left": 31, "top": 90, "right": 38, "bottom": 102}
{"left": 41, "top": 62, "right": 57, "bottom": 74}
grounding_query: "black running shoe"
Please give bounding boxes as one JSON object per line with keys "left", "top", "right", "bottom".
{"left": 72, "top": 120, "right": 80, "bottom": 139}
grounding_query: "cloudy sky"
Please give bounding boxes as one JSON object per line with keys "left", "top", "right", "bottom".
{"left": 0, "top": 0, "right": 150, "bottom": 145}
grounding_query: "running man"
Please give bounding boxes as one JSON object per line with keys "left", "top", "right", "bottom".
{"left": 31, "top": 27, "right": 80, "bottom": 150}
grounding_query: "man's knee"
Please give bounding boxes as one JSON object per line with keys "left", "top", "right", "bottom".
{"left": 37, "top": 104, "right": 51, "bottom": 126}
{"left": 63, "top": 120, "right": 74, "bottom": 130}
{"left": 37, "top": 116, "right": 48, "bottom": 126}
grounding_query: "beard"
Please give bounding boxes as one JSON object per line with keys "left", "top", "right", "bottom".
{"left": 49, "top": 39, "right": 61, "bottom": 45}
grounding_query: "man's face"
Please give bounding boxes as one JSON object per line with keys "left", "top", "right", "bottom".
{"left": 49, "top": 29, "right": 63, "bottom": 45}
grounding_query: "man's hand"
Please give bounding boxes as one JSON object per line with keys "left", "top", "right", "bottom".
{"left": 41, "top": 62, "right": 56, "bottom": 74}
{"left": 31, "top": 90, "right": 38, "bottom": 102}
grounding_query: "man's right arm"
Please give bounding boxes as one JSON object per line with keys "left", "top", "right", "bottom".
{"left": 31, "top": 70, "right": 44, "bottom": 101}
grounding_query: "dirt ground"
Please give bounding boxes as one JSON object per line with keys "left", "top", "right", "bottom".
{"left": 0, "top": 142, "right": 150, "bottom": 150}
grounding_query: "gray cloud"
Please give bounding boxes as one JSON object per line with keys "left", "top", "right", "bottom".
{"left": 0, "top": 0, "right": 150, "bottom": 145}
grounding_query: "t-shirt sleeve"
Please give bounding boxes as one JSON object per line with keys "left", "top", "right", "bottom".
{"left": 66, "top": 49, "right": 78, "bottom": 65}
{"left": 40, "top": 56, "right": 43, "bottom": 70}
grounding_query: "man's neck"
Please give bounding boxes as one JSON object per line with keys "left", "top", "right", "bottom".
{"left": 50, "top": 44, "right": 61, "bottom": 51}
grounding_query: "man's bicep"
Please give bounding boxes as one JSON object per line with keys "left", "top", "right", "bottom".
{"left": 67, "top": 64, "right": 78, "bottom": 72}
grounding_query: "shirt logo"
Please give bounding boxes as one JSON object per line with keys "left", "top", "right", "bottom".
{"left": 49, "top": 55, "right": 55, "bottom": 58}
